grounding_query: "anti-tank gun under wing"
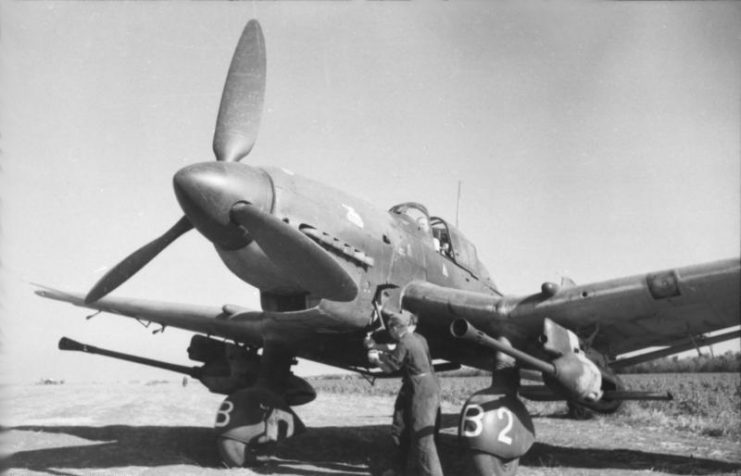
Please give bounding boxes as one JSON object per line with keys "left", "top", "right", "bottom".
{"left": 59, "top": 334, "right": 315, "bottom": 466}
{"left": 448, "top": 318, "right": 674, "bottom": 474}
{"left": 58, "top": 336, "right": 316, "bottom": 406}
{"left": 450, "top": 319, "right": 673, "bottom": 409}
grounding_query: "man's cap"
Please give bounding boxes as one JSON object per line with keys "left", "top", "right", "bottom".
{"left": 388, "top": 310, "right": 416, "bottom": 327}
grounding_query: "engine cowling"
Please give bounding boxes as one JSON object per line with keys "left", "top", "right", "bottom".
{"left": 214, "top": 387, "right": 306, "bottom": 467}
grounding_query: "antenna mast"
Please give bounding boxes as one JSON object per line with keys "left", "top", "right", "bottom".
{"left": 455, "top": 180, "right": 462, "bottom": 228}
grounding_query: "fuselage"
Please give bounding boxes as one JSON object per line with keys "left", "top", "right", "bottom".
{"left": 175, "top": 162, "right": 500, "bottom": 367}
{"left": 218, "top": 166, "right": 497, "bottom": 301}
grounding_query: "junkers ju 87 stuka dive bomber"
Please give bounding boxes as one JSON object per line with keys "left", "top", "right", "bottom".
{"left": 37, "top": 19, "right": 740, "bottom": 474}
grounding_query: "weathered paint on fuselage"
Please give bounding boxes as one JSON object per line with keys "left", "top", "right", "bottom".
{"left": 215, "top": 166, "right": 499, "bottom": 367}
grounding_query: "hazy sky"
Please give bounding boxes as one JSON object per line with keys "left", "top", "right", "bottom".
{"left": 2, "top": 2, "right": 739, "bottom": 383}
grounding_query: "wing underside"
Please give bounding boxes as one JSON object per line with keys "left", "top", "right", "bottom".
{"left": 34, "top": 285, "right": 349, "bottom": 349}
{"left": 403, "top": 258, "right": 740, "bottom": 361}
{"left": 35, "top": 285, "right": 267, "bottom": 346}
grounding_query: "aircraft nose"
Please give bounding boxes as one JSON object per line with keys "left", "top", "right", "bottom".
{"left": 173, "top": 162, "right": 274, "bottom": 249}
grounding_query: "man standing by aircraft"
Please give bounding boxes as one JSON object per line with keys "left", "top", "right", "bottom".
{"left": 367, "top": 310, "right": 443, "bottom": 476}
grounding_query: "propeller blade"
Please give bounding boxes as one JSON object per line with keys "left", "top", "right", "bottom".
{"left": 85, "top": 216, "right": 193, "bottom": 303}
{"left": 230, "top": 202, "right": 358, "bottom": 302}
{"left": 213, "top": 19, "right": 266, "bottom": 163}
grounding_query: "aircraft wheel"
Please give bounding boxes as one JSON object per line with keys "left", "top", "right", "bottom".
{"left": 218, "top": 436, "right": 249, "bottom": 467}
{"left": 567, "top": 401, "right": 595, "bottom": 420}
{"left": 217, "top": 436, "right": 276, "bottom": 467}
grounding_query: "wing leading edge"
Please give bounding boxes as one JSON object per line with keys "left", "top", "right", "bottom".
{"left": 35, "top": 285, "right": 267, "bottom": 346}
{"left": 35, "top": 284, "right": 353, "bottom": 349}
{"left": 403, "top": 258, "right": 740, "bottom": 359}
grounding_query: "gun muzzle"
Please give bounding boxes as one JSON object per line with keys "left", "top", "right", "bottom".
{"left": 59, "top": 336, "right": 87, "bottom": 352}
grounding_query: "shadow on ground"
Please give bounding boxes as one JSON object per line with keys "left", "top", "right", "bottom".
{"left": 3, "top": 413, "right": 739, "bottom": 475}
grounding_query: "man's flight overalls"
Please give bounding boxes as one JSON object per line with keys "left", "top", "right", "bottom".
{"left": 381, "top": 331, "right": 443, "bottom": 476}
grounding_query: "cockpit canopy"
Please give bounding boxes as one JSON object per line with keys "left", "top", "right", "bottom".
{"left": 389, "top": 202, "right": 497, "bottom": 291}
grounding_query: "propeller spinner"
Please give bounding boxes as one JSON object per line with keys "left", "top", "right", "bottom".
{"left": 86, "top": 20, "right": 267, "bottom": 303}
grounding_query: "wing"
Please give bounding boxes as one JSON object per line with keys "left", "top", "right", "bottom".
{"left": 403, "top": 258, "right": 740, "bottom": 361}
{"left": 35, "top": 285, "right": 267, "bottom": 346}
{"left": 34, "top": 285, "right": 351, "bottom": 348}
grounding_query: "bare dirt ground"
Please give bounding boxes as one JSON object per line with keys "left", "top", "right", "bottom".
{"left": 2, "top": 382, "right": 740, "bottom": 476}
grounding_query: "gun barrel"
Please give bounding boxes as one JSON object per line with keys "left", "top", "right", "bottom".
{"left": 603, "top": 390, "right": 673, "bottom": 401}
{"left": 58, "top": 337, "right": 200, "bottom": 377}
{"left": 450, "top": 319, "right": 556, "bottom": 375}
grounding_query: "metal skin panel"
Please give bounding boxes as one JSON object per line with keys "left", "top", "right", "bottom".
{"left": 267, "top": 166, "right": 385, "bottom": 289}
{"left": 403, "top": 258, "right": 740, "bottom": 366}
{"left": 508, "top": 258, "right": 740, "bottom": 357}
{"left": 36, "top": 285, "right": 376, "bottom": 369}
{"left": 230, "top": 202, "right": 359, "bottom": 301}
{"left": 262, "top": 166, "right": 392, "bottom": 328}
{"left": 36, "top": 286, "right": 267, "bottom": 347}
{"left": 218, "top": 241, "right": 304, "bottom": 294}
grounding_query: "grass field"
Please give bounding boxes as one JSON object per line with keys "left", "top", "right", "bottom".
{"left": 2, "top": 373, "right": 740, "bottom": 475}
{"left": 313, "top": 372, "right": 741, "bottom": 441}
